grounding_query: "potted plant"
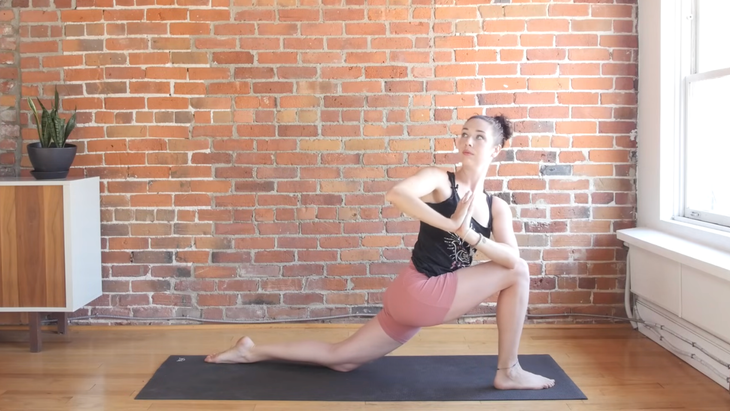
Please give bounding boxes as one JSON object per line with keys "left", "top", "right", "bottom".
{"left": 26, "top": 88, "right": 77, "bottom": 180}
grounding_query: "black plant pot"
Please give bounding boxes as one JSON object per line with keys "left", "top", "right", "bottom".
{"left": 27, "top": 142, "right": 77, "bottom": 180}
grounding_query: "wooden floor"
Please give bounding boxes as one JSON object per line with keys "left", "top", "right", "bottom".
{"left": 0, "top": 323, "right": 729, "bottom": 410}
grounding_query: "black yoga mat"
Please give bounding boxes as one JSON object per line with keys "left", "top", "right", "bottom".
{"left": 136, "top": 354, "right": 586, "bottom": 402}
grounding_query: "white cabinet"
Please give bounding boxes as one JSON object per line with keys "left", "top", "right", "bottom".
{"left": 0, "top": 177, "right": 102, "bottom": 351}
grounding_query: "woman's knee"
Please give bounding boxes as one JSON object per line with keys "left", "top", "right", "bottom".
{"left": 329, "top": 362, "right": 361, "bottom": 373}
{"left": 512, "top": 258, "right": 530, "bottom": 285}
{"left": 327, "top": 344, "right": 362, "bottom": 372}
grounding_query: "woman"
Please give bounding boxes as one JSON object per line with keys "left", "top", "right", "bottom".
{"left": 206, "top": 115, "right": 555, "bottom": 390}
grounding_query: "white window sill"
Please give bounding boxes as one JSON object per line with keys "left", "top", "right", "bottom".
{"left": 617, "top": 227, "right": 730, "bottom": 283}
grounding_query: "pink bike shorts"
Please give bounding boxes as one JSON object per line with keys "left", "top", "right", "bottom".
{"left": 375, "top": 261, "right": 459, "bottom": 344}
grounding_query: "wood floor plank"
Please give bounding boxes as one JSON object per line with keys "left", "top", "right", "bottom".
{"left": 0, "top": 324, "right": 728, "bottom": 411}
{"left": 0, "top": 394, "right": 73, "bottom": 409}
{"left": 64, "top": 394, "right": 154, "bottom": 411}
{"left": 148, "top": 402, "right": 255, "bottom": 410}
{"left": 0, "top": 379, "right": 96, "bottom": 392}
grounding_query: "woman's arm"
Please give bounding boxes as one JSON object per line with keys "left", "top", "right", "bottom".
{"left": 385, "top": 167, "right": 461, "bottom": 233}
{"left": 461, "top": 196, "right": 521, "bottom": 270}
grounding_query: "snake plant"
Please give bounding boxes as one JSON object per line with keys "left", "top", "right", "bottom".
{"left": 27, "top": 88, "right": 77, "bottom": 148}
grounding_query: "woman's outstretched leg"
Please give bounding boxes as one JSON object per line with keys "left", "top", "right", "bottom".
{"left": 443, "top": 259, "right": 555, "bottom": 390}
{"left": 205, "top": 316, "right": 403, "bottom": 372}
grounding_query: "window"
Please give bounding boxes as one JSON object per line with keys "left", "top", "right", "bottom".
{"left": 681, "top": 0, "right": 730, "bottom": 229}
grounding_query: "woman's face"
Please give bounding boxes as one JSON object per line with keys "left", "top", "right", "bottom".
{"left": 455, "top": 118, "right": 501, "bottom": 167}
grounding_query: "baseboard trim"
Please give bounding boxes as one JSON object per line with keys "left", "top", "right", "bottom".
{"left": 635, "top": 298, "right": 730, "bottom": 390}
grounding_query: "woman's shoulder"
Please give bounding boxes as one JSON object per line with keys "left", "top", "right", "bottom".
{"left": 488, "top": 194, "right": 511, "bottom": 216}
{"left": 488, "top": 192, "right": 507, "bottom": 204}
{"left": 412, "top": 166, "right": 454, "bottom": 188}
{"left": 416, "top": 167, "right": 454, "bottom": 203}
{"left": 417, "top": 166, "right": 452, "bottom": 178}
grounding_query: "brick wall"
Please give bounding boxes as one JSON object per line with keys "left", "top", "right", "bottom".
{"left": 13, "top": 0, "right": 637, "bottom": 324}
{"left": 0, "top": 0, "right": 19, "bottom": 177}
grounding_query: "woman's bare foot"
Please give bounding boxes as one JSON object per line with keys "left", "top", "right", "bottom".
{"left": 493, "top": 363, "right": 555, "bottom": 390}
{"left": 205, "top": 336, "right": 256, "bottom": 364}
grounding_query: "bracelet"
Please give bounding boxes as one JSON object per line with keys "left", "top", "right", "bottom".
{"left": 497, "top": 361, "right": 519, "bottom": 371}
{"left": 470, "top": 230, "right": 483, "bottom": 247}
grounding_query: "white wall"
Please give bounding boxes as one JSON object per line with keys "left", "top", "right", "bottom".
{"left": 635, "top": 0, "right": 730, "bottom": 253}
{"left": 620, "top": 0, "right": 730, "bottom": 390}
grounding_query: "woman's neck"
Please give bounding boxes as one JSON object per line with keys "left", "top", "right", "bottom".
{"left": 454, "top": 164, "right": 488, "bottom": 192}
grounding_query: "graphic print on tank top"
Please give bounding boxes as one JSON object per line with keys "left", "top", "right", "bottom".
{"left": 445, "top": 223, "right": 477, "bottom": 270}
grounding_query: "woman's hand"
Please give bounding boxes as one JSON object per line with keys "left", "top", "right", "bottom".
{"left": 455, "top": 195, "right": 476, "bottom": 239}
{"left": 449, "top": 190, "right": 475, "bottom": 235}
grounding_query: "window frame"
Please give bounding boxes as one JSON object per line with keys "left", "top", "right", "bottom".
{"left": 675, "top": 0, "right": 730, "bottom": 231}
{"left": 633, "top": 0, "right": 730, "bottom": 255}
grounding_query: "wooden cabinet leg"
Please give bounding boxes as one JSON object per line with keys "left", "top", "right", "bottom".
{"left": 59, "top": 312, "right": 68, "bottom": 335}
{"left": 29, "top": 312, "right": 42, "bottom": 353}
{"left": 51, "top": 312, "right": 68, "bottom": 334}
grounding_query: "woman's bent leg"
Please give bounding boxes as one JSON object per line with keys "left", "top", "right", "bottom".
{"left": 442, "top": 259, "right": 555, "bottom": 390}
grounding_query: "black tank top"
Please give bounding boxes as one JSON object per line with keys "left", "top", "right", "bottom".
{"left": 411, "top": 171, "right": 494, "bottom": 277}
